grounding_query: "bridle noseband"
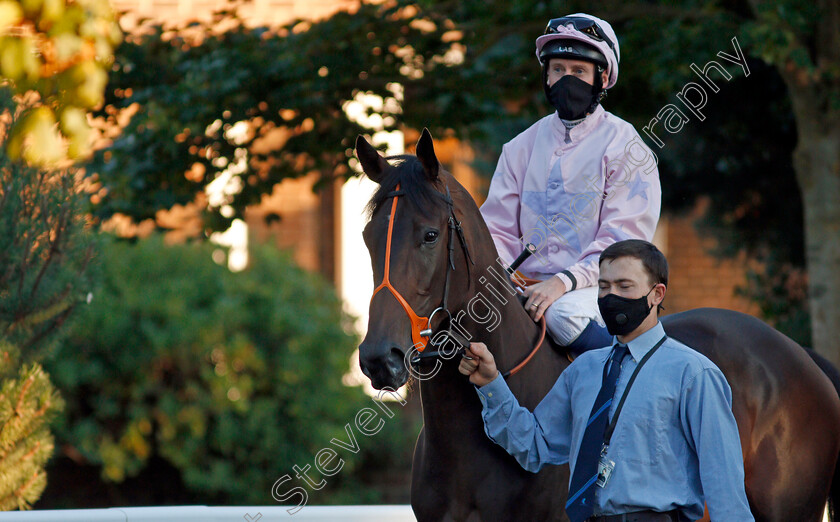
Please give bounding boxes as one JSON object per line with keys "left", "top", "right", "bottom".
{"left": 370, "top": 183, "right": 473, "bottom": 352}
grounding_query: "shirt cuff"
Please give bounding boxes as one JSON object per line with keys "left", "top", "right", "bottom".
{"left": 554, "top": 271, "right": 576, "bottom": 292}
{"left": 475, "top": 372, "right": 513, "bottom": 408}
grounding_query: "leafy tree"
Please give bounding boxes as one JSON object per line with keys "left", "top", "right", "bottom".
{"left": 644, "top": 57, "right": 809, "bottom": 343}
{"left": 43, "top": 234, "right": 413, "bottom": 505}
{"left": 0, "top": 0, "right": 121, "bottom": 165}
{"left": 86, "top": 5, "right": 449, "bottom": 233}
{"left": 738, "top": 0, "right": 840, "bottom": 363}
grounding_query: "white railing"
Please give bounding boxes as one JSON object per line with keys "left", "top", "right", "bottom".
{"left": 0, "top": 505, "right": 417, "bottom": 521}
{"left": 0, "top": 505, "right": 828, "bottom": 521}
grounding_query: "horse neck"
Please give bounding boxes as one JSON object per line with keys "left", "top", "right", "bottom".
{"left": 415, "top": 263, "right": 557, "bottom": 449}
{"left": 453, "top": 196, "right": 551, "bottom": 379}
{"left": 416, "top": 206, "right": 558, "bottom": 431}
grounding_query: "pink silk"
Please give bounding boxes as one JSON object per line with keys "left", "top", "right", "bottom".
{"left": 480, "top": 105, "right": 661, "bottom": 292}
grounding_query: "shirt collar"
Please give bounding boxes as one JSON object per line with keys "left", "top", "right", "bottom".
{"left": 560, "top": 116, "right": 585, "bottom": 129}
{"left": 550, "top": 104, "right": 605, "bottom": 144}
{"left": 612, "top": 321, "right": 667, "bottom": 362}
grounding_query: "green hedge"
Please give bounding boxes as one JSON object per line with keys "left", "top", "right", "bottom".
{"left": 44, "top": 235, "right": 406, "bottom": 504}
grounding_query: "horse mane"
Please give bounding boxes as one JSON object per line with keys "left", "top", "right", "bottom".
{"left": 364, "top": 155, "right": 450, "bottom": 219}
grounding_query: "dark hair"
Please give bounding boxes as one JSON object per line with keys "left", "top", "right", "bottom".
{"left": 600, "top": 239, "right": 668, "bottom": 310}
{"left": 365, "top": 155, "right": 448, "bottom": 219}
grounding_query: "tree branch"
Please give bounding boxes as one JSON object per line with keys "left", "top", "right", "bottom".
{"left": 21, "top": 302, "right": 75, "bottom": 353}
{"left": 27, "top": 201, "right": 67, "bottom": 303}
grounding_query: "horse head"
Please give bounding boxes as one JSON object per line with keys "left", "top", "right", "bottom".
{"left": 356, "top": 129, "right": 478, "bottom": 390}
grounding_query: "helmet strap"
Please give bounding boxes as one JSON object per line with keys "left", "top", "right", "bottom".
{"left": 588, "top": 66, "right": 606, "bottom": 112}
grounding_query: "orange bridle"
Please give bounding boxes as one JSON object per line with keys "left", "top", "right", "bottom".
{"left": 370, "top": 183, "right": 473, "bottom": 352}
{"left": 370, "top": 184, "right": 433, "bottom": 350}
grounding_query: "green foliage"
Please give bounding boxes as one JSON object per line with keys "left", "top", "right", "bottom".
{"left": 0, "top": 89, "right": 97, "bottom": 360}
{"left": 737, "top": 259, "right": 811, "bottom": 346}
{"left": 0, "top": 341, "right": 64, "bottom": 510}
{"left": 88, "top": 4, "right": 455, "bottom": 232}
{"left": 45, "top": 235, "right": 404, "bottom": 503}
{"left": 650, "top": 58, "right": 811, "bottom": 343}
{"left": 0, "top": 86, "right": 95, "bottom": 512}
{"left": 0, "top": 0, "right": 121, "bottom": 165}
{"left": 741, "top": 0, "right": 818, "bottom": 72}
{"left": 86, "top": 1, "right": 558, "bottom": 232}
{"left": 656, "top": 58, "right": 803, "bottom": 256}
{"left": 617, "top": 16, "right": 811, "bottom": 340}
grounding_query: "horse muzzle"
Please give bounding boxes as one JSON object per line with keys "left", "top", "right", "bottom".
{"left": 359, "top": 342, "right": 409, "bottom": 390}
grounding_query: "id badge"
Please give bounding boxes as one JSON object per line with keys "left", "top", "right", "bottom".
{"left": 596, "top": 448, "right": 615, "bottom": 488}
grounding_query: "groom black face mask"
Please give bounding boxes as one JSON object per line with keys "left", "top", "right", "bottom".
{"left": 598, "top": 286, "right": 656, "bottom": 336}
{"left": 546, "top": 75, "right": 600, "bottom": 120}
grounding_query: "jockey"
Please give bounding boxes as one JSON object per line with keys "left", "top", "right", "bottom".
{"left": 480, "top": 13, "right": 662, "bottom": 356}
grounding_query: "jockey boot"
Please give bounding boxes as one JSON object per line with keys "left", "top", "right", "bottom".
{"left": 566, "top": 320, "right": 613, "bottom": 359}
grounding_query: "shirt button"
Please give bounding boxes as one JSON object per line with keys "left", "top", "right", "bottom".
{"left": 488, "top": 392, "right": 493, "bottom": 398}
{"left": 554, "top": 150, "right": 562, "bottom": 156}
{"left": 549, "top": 245, "right": 559, "bottom": 253}
{"left": 549, "top": 181, "right": 559, "bottom": 189}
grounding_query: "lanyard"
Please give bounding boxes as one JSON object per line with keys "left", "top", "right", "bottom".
{"left": 603, "top": 335, "right": 668, "bottom": 447}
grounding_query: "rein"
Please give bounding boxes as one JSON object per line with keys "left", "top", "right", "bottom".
{"left": 370, "top": 182, "right": 546, "bottom": 378}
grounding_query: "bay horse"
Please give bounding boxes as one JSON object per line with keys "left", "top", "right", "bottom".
{"left": 355, "top": 129, "right": 840, "bottom": 522}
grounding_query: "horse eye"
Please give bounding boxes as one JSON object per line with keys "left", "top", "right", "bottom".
{"left": 424, "top": 230, "right": 439, "bottom": 243}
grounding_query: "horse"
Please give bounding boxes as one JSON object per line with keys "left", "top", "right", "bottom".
{"left": 355, "top": 129, "right": 840, "bottom": 522}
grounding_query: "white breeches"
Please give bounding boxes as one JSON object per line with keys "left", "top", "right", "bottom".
{"left": 544, "top": 286, "right": 604, "bottom": 345}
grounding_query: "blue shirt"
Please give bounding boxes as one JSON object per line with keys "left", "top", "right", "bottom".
{"left": 476, "top": 322, "right": 754, "bottom": 521}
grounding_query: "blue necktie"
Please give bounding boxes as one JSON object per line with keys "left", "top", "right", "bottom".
{"left": 565, "top": 343, "right": 629, "bottom": 522}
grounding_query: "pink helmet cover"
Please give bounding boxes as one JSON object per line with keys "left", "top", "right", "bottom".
{"left": 535, "top": 13, "right": 621, "bottom": 89}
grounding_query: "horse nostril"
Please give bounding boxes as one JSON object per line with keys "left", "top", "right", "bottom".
{"left": 358, "top": 344, "right": 409, "bottom": 389}
{"left": 388, "top": 347, "right": 406, "bottom": 373}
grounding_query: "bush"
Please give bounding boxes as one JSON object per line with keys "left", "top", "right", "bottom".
{"left": 44, "top": 235, "right": 390, "bottom": 504}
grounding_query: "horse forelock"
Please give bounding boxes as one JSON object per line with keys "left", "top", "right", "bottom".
{"left": 364, "top": 155, "right": 450, "bottom": 220}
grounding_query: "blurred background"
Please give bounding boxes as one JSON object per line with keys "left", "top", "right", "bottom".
{"left": 0, "top": 0, "right": 837, "bottom": 510}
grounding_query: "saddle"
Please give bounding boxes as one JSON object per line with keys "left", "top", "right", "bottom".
{"left": 510, "top": 272, "right": 541, "bottom": 307}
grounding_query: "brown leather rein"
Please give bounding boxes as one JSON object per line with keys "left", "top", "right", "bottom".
{"left": 370, "top": 183, "right": 546, "bottom": 379}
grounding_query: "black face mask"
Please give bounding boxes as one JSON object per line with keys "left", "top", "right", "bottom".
{"left": 598, "top": 287, "right": 656, "bottom": 336}
{"left": 546, "top": 75, "right": 600, "bottom": 120}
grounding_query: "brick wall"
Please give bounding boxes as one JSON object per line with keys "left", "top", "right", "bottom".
{"left": 112, "top": 0, "right": 361, "bottom": 26}
{"left": 246, "top": 174, "right": 319, "bottom": 271}
{"left": 659, "top": 203, "right": 758, "bottom": 317}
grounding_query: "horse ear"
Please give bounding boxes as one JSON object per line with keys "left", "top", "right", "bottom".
{"left": 355, "top": 135, "right": 388, "bottom": 183}
{"left": 415, "top": 128, "right": 439, "bottom": 182}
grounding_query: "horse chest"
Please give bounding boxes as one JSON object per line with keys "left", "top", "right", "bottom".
{"left": 412, "top": 432, "right": 568, "bottom": 521}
